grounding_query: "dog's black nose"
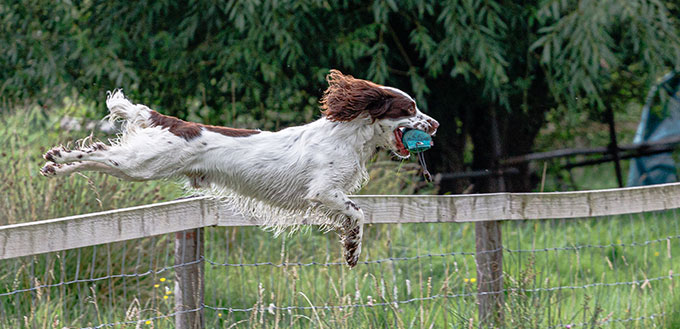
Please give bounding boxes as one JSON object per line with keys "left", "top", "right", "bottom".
{"left": 427, "top": 119, "right": 439, "bottom": 134}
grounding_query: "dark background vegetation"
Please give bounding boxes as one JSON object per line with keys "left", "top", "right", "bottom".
{"left": 3, "top": 0, "right": 680, "bottom": 193}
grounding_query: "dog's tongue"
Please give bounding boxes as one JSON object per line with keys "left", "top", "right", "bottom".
{"left": 394, "top": 129, "right": 409, "bottom": 155}
{"left": 399, "top": 146, "right": 409, "bottom": 156}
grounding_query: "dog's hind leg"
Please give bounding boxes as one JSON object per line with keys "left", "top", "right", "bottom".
{"left": 40, "top": 161, "right": 137, "bottom": 180}
{"left": 42, "top": 139, "right": 172, "bottom": 181}
{"left": 43, "top": 142, "right": 126, "bottom": 169}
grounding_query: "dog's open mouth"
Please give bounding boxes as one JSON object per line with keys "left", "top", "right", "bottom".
{"left": 393, "top": 128, "right": 410, "bottom": 156}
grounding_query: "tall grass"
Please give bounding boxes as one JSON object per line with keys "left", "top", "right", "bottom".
{"left": 199, "top": 211, "right": 679, "bottom": 328}
{"left": 1, "top": 105, "right": 679, "bottom": 328}
{"left": 0, "top": 104, "right": 434, "bottom": 328}
{"left": 4, "top": 214, "right": 677, "bottom": 328}
{"left": 0, "top": 104, "right": 184, "bottom": 225}
{"left": 0, "top": 104, "right": 183, "bottom": 328}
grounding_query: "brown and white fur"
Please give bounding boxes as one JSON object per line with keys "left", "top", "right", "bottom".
{"left": 40, "top": 70, "right": 439, "bottom": 267}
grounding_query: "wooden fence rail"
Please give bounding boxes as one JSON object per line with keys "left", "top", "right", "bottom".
{"left": 1, "top": 182, "right": 680, "bottom": 328}
{"left": 3, "top": 182, "right": 680, "bottom": 261}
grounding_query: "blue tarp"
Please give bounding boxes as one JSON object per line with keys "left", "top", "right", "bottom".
{"left": 627, "top": 71, "right": 680, "bottom": 186}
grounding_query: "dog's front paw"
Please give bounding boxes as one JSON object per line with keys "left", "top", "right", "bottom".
{"left": 342, "top": 224, "right": 362, "bottom": 268}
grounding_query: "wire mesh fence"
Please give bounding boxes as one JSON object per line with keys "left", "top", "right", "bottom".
{"left": 1, "top": 208, "right": 679, "bottom": 328}
{"left": 0, "top": 234, "right": 181, "bottom": 328}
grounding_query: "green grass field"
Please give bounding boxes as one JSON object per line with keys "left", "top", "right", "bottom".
{"left": 1, "top": 107, "right": 679, "bottom": 328}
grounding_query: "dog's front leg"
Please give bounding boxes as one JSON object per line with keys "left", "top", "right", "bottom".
{"left": 309, "top": 190, "right": 364, "bottom": 267}
{"left": 341, "top": 207, "right": 364, "bottom": 268}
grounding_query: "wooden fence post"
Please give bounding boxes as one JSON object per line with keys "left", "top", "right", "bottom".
{"left": 475, "top": 106, "right": 504, "bottom": 327}
{"left": 475, "top": 221, "right": 503, "bottom": 327}
{"left": 175, "top": 228, "right": 204, "bottom": 329}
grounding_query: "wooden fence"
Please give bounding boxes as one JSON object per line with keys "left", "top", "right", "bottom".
{"left": 2, "top": 182, "right": 680, "bottom": 328}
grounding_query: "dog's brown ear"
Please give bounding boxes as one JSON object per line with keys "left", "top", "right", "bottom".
{"left": 320, "top": 70, "right": 394, "bottom": 122}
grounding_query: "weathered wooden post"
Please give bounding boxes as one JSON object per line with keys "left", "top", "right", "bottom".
{"left": 475, "top": 107, "right": 504, "bottom": 327}
{"left": 175, "top": 228, "right": 204, "bottom": 329}
{"left": 475, "top": 221, "right": 503, "bottom": 326}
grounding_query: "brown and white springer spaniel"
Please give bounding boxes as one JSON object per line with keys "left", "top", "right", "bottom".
{"left": 41, "top": 70, "right": 439, "bottom": 267}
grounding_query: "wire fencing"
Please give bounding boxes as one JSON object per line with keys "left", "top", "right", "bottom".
{"left": 1, "top": 194, "right": 679, "bottom": 328}
{"left": 199, "top": 211, "right": 679, "bottom": 328}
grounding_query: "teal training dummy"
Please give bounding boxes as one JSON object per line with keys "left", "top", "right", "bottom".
{"left": 401, "top": 129, "right": 433, "bottom": 153}
{"left": 401, "top": 129, "right": 433, "bottom": 181}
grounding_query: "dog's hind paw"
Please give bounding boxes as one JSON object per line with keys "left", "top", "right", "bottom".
{"left": 43, "top": 146, "right": 67, "bottom": 163}
{"left": 40, "top": 162, "right": 81, "bottom": 178}
{"left": 40, "top": 163, "right": 59, "bottom": 177}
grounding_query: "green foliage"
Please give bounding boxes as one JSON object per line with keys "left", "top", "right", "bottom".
{"left": 4, "top": 1, "right": 680, "bottom": 186}
{"left": 531, "top": 0, "right": 680, "bottom": 113}
{"left": 5, "top": 1, "right": 678, "bottom": 117}
{"left": 431, "top": 0, "right": 510, "bottom": 104}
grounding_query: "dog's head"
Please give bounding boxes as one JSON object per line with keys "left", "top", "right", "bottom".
{"left": 320, "top": 70, "right": 439, "bottom": 158}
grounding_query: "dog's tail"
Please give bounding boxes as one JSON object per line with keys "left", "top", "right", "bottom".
{"left": 105, "top": 89, "right": 151, "bottom": 128}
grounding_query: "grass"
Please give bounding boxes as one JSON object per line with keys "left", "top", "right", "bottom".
{"left": 0, "top": 104, "right": 183, "bottom": 328}
{"left": 1, "top": 105, "right": 679, "bottom": 328}
{"left": 199, "top": 211, "right": 679, "bottom": 328}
